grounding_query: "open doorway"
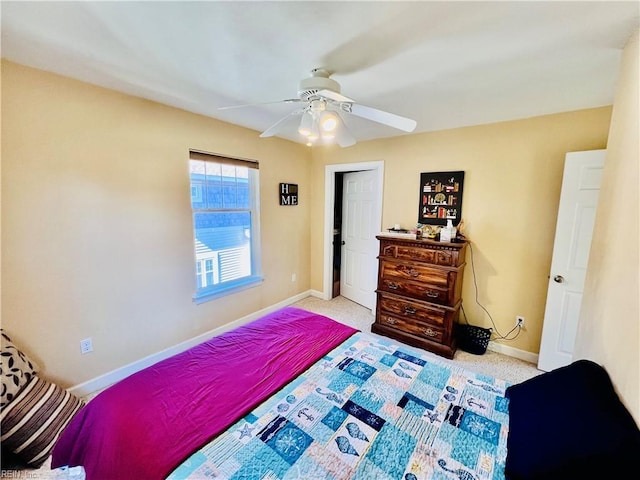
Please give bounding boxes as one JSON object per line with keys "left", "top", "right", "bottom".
{"left": 323, "top": 161, "right": 384, "bottom": 310}
{"left": 332, "top": 172, "right": 344, "bottom": 298}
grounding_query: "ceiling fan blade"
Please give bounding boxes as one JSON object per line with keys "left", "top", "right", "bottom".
{"left": 259, "top": 108, "right": 305, "bottom": 138}
{"left": 317, "top": 89, "right": 354, "bottom": 103}
{"left": 346, "top": 103, "right": 417, "bottom": 132}
{"left": 219, "top": 98, "right": 302, "bottom": 110}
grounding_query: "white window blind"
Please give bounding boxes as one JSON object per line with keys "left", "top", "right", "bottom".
{"left": 189, "top": 150, "right": 262, "bottom": 302}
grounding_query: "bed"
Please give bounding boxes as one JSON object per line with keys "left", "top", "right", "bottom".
{"left": 50, "top": 307, "right": 639, "bottom": 480}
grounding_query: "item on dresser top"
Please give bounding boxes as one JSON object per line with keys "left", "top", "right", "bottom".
{"left": 439, "top": 219, "right": 457, "bottom": 243}
{"left": 439, "top": 224, "right": 452, "bottom": 242}
{"left": 448, "top": 219, "right": 457, "bottom": 240}
{"left": 380, "top": 228, "right": 415, "bottom": 239}
{"left": 373, "top": 236, "right": 467, "bottom": 358}
{"left": 423, "top": 224, "right": 440, "bottom": 239}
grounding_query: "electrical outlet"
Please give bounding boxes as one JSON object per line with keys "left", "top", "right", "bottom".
{"left": 80, "top": 337, "right": 93, "bottom": 355}
{"left": 516, "top": 316, "right": 525, "bottom": 328}
{"left": 291, "top": 273, "right": 297, "bottom": 282}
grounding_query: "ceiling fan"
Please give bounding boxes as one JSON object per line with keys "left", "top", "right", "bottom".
{"left": 220, "top": 68, "right": 417, "bottom": 147}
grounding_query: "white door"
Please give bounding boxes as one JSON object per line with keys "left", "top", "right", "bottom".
{"left": 340, "top": 170, "right": 378, "bottom": 309}
{"left": 538, "top": 150, "right": 605, "bottom": 372}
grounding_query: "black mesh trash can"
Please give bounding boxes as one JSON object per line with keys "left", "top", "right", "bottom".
{"left": 458, "top": 324, "right": 492, "bottom": 355}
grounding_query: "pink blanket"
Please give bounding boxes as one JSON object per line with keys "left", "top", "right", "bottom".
{"left": 52, "top": 307, "right": 357, "bottom": 479}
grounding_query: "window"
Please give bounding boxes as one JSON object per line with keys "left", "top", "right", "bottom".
{"left": 189, "top": 150, "right": 262, "bottom": 302}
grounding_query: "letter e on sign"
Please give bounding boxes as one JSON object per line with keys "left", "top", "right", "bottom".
{"left": 280, "top": 183, "right": 298, "bottom": 206}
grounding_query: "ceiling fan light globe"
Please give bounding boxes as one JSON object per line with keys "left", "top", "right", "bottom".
{"left": 320, "top": 112, "right": 338, "bottom": 132}
{"left": 308, "top": 116, "right": 321, "bottom": 141}
{"left": 323, "top": 119, "right": 337, "bottom": 132}
{"left": 298, "top": 112, "right": 314, "bottom": 136}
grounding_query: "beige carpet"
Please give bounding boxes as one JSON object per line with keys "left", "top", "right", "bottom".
{"left": 294, "top": 295, "right": 542, "bottom": 386}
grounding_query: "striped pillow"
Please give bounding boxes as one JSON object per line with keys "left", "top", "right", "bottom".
{"left": 0, "top": 375, "right": 84, "bottom": 467}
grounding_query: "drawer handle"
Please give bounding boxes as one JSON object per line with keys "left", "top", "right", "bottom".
{"left": 404, "top": 306, "right": 417, "bottom": 315}
{"left": 388, "top": 282, "right": 399, "bottom": 290}
{"left": 425, "top": 290, "right": 439, "bottom": 298}
{"left": 385, "top": 317, "right": 398, "bottom": 325}
{"left": 399, "top": 265, "right": 420, "bottom": 278}
{"left": 422, "top": 328, "right": 438, "bottom": 337}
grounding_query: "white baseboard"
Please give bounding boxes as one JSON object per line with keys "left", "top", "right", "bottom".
{"left": 309, "top": 289, "right": 325, "bottom": 299}
{"left": 487, "top": 341, "right": 539, "bottom": 364}
{"left": 69, "top": 290, "right": 313, "bottom": 397}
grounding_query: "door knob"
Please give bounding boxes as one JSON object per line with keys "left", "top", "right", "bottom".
{"left": 341, "top": 241, "right": 346, "bottom": 245}
{"left": 553, "top": 275, "right": 565, "bottom": 283}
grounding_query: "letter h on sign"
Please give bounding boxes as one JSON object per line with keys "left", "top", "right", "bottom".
{"left": 280, "top": 183, "right": 299, "bottom": 206}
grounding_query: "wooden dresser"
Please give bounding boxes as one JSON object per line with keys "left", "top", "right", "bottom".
{"left": 372, "top": 236, "right": 467, "bottom": 359}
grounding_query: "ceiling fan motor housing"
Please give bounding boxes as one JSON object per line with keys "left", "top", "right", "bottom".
{"left": 298, "top": 69, "right": 340, "bottom": 101}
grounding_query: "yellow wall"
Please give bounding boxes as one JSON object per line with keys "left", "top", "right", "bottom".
{"left": 1, "top": 61, "right": 311, "bottom": 388}
{"left": 1, "top": 57, "right": 625, "bottom": 397}
{"left": 310, "top": 107, "right": 612, "bottom": 355}
{"left": 575, "top": 30, "right": 639, "bottom": 423}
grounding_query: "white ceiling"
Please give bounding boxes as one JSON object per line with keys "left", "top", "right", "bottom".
{"left": 2, "top": 1, "right": 638, "bottom": 146}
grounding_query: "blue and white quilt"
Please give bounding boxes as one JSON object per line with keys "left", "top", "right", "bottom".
{"left": 169, "top": 332, "right": 511, "bottom": 480}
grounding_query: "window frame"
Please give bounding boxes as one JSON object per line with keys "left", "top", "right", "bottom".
{"left": 189, "top": 150, "right": 262, "bottom": 303}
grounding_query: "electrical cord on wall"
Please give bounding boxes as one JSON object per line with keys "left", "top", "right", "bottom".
{"left": 462, "top": 240, "right": 521, "bottom": 341}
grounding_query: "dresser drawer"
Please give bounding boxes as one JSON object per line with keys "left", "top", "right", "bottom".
{"left": 379, "top": 277, "right": 450, "bottom": 305}
{"left": 380, "top": 261, "right": 451, "bottom": 287}
{"left": 379, "top": 239, "right": 465, "bottom": 267}
{"left": 378, "top": 314, "right": 444, "bottom": 343}
{"left": 396, "top": 245, "right": 458, "bottom": 266}
{"left": 378, "top": 293, "right": 447, "bottom": 327}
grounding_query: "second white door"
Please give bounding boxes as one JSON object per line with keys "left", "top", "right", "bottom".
{"left": 340, "top": 170, "right": 379, "bottom": 309}
{"left": 538, "top": 149, "right": 605, "bottom": 372}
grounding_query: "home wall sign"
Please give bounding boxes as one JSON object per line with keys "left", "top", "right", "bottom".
{"left": 279, "top": 183, "right": 298, "bottom": 206}
{"left": 418, "top": 171, "right": 464, "bottom": 226}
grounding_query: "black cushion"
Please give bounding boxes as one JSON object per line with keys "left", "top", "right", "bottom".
{"left": 505, "top": 359, "right": 640, "bottom": 480}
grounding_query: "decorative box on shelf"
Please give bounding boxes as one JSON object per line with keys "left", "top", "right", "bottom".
{"left": 372, "top": 235, "right": 467, "bottom": 359}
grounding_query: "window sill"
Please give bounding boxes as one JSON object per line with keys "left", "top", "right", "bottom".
{"left": 193, "top": 276, "right": 264, "bottom": 304}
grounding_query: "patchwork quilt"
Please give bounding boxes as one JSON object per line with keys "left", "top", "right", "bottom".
{"left": 169, "top": 333, "right": 511, "bottom": 480}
